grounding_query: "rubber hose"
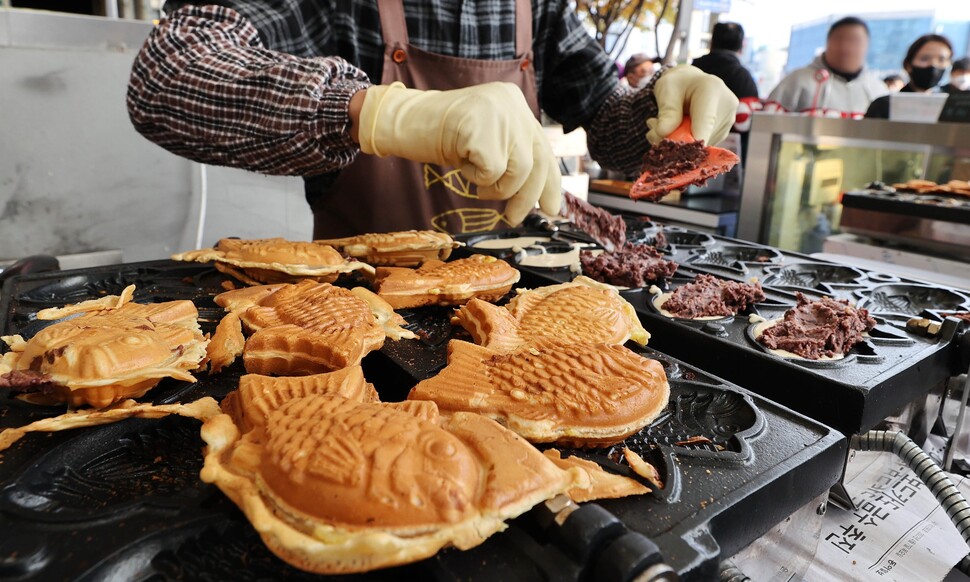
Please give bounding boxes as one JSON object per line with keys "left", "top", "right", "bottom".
{"left": 850, "top": 430, "right": 970, "bottom": 574}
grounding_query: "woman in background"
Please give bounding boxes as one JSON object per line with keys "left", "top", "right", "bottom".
{"left": 865, "top": 34, "right": 953, "bottom": 118}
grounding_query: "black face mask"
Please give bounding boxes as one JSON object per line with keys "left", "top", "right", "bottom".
{"left": 909, "top": 65, "right": 946, "bottom": 90}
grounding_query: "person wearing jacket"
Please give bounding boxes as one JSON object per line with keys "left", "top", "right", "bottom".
{"left": 865, "top": 34, "right": 953, "bottom": 119}
{"left": 942, "top": 57, "right": 970, "bottom": 94}
{"left": 126, "top": 0, "right": 738, "bottom": 238}
{"left": 692, "top": 22, "right": 758, "bottom": 163}
{"left": 692, "top": 22, "right": 758, "bottom": 103}
{"left": 768, "top": 16, "right": 886, "bottom": 117}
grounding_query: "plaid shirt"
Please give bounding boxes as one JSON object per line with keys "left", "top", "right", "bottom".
{"left": 128, "top": 1, "right": 657, "bottom": 185}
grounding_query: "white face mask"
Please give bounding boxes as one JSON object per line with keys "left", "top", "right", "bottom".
{"left": 636, "top": 75, "right": 651, "bottom": 89}
{"left": 953, "top": 74, "right": 970, "bottom": 91}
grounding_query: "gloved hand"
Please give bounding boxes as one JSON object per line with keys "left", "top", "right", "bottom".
{"left": 358, "top": 81, "right": 561, "bottom": 224}
{"left": 646, "top": 65, "right": 739, "bottom": 146}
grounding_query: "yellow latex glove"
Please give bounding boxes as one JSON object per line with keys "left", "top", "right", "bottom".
{"left": 358, "top": 81, "right": 561, "bottom": 225}
{"left": 646, "top": 65, "right": 739, "bottom": 147}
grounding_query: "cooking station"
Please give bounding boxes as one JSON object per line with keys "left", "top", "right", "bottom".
{"left": 0, "top": 257, "right": 845, "bottom": 581}
{"left": 458, "top": 219, "right": 969, "bottom": 438}
{"left": 1, "top": 217, "right": 968, "bottom": 581}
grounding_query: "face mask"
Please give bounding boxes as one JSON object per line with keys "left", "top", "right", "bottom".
{"left": 636, "top": 75, "right": 651, "bottom": 89}
{"left": 909, "top": 65, "right": 946, "bottom": 90}
{"left": 953, "top": 75, "right": 970, "bottom": 91}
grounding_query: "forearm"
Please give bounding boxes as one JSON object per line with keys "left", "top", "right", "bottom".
{"left": 127, "top": 5, "right": 371, "bottom": 176}
{"left": 585, "top": 69, "right": 662, "bottom": 175}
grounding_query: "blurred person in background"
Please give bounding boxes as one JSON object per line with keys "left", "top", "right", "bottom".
{"left": 883, "top": 74, "right": 905, "bottom": 92}
{"left": 866, "top": 34, "right": 953, "bottom": 118}
{"left": 692, "top": 22, "right": 758, "bottom": 164}
{"left": 692, "top": 22, "right": 758, "bottom": 101}
{"left": 942, "top": 57, "right": 970, "bottom": 93}
{"left": 769, "top": 16, "right": 886, "bottom": 116}
{"left": 621, "top": 53, "right": 660, "bottom": 88}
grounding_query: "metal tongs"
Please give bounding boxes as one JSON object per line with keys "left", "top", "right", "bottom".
{"left": 522, "top": 211, "right": 603, "bottom": 248}
{"left": 629, "top": 117, "right": 739, "bottom": 202}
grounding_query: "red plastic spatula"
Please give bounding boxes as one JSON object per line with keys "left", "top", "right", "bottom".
{"left": 629, "top": 117, "right": 740, "bottom": 202}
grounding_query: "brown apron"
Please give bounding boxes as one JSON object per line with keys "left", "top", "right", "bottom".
{"left": 311, "top": 0, "right": 540, "bottom": 238}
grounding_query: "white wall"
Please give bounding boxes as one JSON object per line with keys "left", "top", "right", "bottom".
{"left": 0, "top": 9, "right": 311, "bottom": 263}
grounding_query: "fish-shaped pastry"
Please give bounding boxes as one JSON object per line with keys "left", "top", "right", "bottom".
{"left": 220, "top": 366, "right": 379, "bottom": 434}
{"left": 201, "top": 376, "right": 583, "bottom": 574}
{"left": 0, "top": 285, "right": 207, "bottom": 408}
{"left": 374, "top": 254, "right": 520, "bottom": 309}
{"left": 315, "top": 230, "right": 462, "bottom": 267}
{"left": 214, "top": 280, "right": 415, "bottom": 376}
{"left": 408, "top": 339, "right": 670, "bottom": 447}
{"left": 453, "top": 276, "right": 649, "bottom": 352}
{"left": 172, "top": 238, "right": 374, "bottom": 286}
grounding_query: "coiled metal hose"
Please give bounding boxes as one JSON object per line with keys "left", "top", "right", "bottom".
{"left": 851, "top": 430, "right": 970, "bottom": 573}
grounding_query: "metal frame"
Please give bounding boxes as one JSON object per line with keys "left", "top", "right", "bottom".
{"left": 738, "top": 113, "right": 970, "bottom": 243}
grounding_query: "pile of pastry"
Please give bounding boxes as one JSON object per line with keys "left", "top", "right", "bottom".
{"left": 892, "top": 178, "right": 970, "bottom": 197}
{"left": 0, "top": 231, "right": 671, "bottom": 575}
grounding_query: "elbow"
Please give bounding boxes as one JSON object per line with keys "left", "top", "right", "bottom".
{"left": 126, "top": 81, "right": 150, "bottom": 137}
{"left": 125, "top": 46, "right": 160, "bottom": 140}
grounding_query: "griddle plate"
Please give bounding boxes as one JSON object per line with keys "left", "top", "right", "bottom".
{"left": 0, "top": 261, "right": 843, "bottom": 582}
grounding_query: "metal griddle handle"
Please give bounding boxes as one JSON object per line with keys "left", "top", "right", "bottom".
{"left": 534, "top": 495, "right": 679, "bottom": 581}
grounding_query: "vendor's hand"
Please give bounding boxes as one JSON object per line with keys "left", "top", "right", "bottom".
{"left": 358, "top": 82, "right": 561, "bottom": 225}
{"left": 646, "top": 65, "right": 739, "bottom": 147}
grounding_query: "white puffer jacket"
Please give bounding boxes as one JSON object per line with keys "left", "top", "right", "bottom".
{"left": 768, "top": 55, "right": 888, "bottom": 116}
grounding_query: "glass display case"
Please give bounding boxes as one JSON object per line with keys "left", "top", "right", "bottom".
{"left": 738, "top": 114, "right": 970, "bottom": 253}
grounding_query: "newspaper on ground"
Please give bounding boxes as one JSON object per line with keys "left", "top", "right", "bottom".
{"left": 801, "top": 451, "right": 970, "bottom": 582}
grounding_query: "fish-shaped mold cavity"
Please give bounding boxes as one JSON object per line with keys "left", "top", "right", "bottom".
{"left": 408, "top": 339, "right": 670, "bottom": 448}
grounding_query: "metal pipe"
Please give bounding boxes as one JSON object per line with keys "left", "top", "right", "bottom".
{"left": 103, "top": 0, "right": 118, "bottom": 18}
{"left": 945, "top": 370, "right": 970, "bottom": 472}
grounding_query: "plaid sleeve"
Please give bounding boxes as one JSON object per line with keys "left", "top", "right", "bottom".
{"left": 127, "top": 4, "right": 371, "bottom": 176}
{"left": 585, "top": 69, "right": 663, "bottom": 175}
{"left": 535, "top": 1, "right": 618, "bottom": 133}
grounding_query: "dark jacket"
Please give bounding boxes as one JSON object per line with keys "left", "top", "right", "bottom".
{"left": 865, "top": 84, "right": 918, "bottom": 119}
{"left": 691, "top": 50, "right": 759, "bottom": 100}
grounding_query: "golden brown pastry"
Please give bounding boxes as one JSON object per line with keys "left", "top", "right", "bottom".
{"left": 214, "top": 281, "right": 414, "bottom": 375}
{"left": 543, "top": 450, "right": 651, "bottom": 502}
{"left": 315, "top": 230, "right": 461, "bottom": 267}
{"left": 453, "top": 276, "right": 649, "bottom": 352}
{"left": 374, "top": 254, "right": 520, "bottom": 309}
{"left": 0, "top": 397, "right": 220, "bottom": 452}
{"left": 408, "top": 339, "right": 670, "bottom": 447}
{"left": 0, "top": 285, "right": 207, "bottom": 408}
{"left": 172, "top": 238, "right": 373, "bottom": 285}
{"left": 200, "top": 384, "right": 582, "bottom": 574}
{"left": 220, "top": 367, "right": 378, "bottom": 433}
{"left": 891, "top": 179, "right": 939, "bottom": 193}
{"left": 206, "top": 312, "right": 245, "bottom": 374}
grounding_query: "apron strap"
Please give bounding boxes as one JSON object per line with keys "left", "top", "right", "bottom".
{"left": 515, "top": 0, "right": 533, "bottom": 58}
{"left": 377, "top": 0, "right": 533, "bottom": 57}
{"left": 377, "top": 0, "right": 409, "bottom": 46}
